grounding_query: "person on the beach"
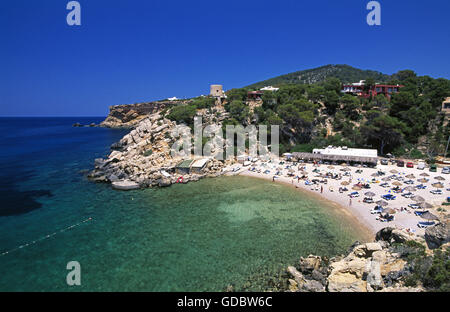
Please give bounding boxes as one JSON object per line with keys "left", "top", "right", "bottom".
{"left": 349, "top": 198, "right": 352, "bottom": 206}
{"left": 321, "top": 185, "right": 323, "bottom": 193}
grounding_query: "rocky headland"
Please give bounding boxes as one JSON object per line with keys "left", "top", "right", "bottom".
{"left": 100, "top": 100, "right": 182, "bottom": 128}
{"left": 88, "top": 105, "right": 230, "bottom": 189}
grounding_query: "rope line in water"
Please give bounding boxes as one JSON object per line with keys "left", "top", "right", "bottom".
{"left": 0, "top": 217, "right": 93, "bottom": 257}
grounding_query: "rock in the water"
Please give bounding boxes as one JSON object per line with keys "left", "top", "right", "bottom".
{"left": 287, "top": 266, "right": 325, "bottom": 292}
{"left": 299, "top": 255, "right": 322, "bottom": 273}
{"left": 92, "top": 175, "right": 108, "bottom": 183}
{"left": 107, "top": 174, "right": 120, "bottom": 182}
{"left": 158, "top": 178, "right": 172, "bottom": 187}
{"left": 112, "top": 180, "right": 140, "bottom": 190}
{"left": 287, "top": 266, "right": 304, "bottom": 285}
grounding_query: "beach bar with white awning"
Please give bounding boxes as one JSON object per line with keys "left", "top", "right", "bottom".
{"left": 292, "top": 146, "right": 378, "bottom": 166}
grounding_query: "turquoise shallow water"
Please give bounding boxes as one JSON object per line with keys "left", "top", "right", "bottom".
{"left": 0, "top": 118, "right": 366, "bottom": 291}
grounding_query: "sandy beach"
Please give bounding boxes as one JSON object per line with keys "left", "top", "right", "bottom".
{"left": 225, "top": 159, "right": 449, "bottom": 237}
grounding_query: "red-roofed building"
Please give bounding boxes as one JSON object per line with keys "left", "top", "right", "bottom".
{"left": 342, "top": 80, "right": 404, "bottom": 100}
{"left": 247, "top": 91, "right": 263, "bottom": 100}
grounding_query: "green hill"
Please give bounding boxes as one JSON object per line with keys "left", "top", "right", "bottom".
{"left": 246, "top": 64, "right": 391, "bottom": 89}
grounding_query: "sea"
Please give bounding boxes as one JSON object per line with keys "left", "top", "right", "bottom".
{"left": 0, "top": 117, "right": 367, "bottom": 291}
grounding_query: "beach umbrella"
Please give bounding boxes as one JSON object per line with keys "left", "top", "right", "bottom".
{"left": 392, "top": 181, "right": 403, "bottom": 186}
{"left": 376, "top": 200, "right": 389, "bottom": 206}
{"left": 352, "top": 186, "right": 362, "bottom": 191}
{"left": 382, "top": 208, "right": 396, "bottom": 214}
{"left": 404, "top": 186, "right": 417, "bottom": 192}
{"left": 390, "top": 169, "right": 398, "bottom": 174}
{"left": 341, "top": 181, "right": 350, "bottom": 186}
{"left": 432, "top": 182, "right": 444, "bottom": 189}
{"left": 365, "top": 191, "right": 376, "bottom": 197}
{"left": 328, "top": 165, "right": 335, "bottom": 169}
{"left": 418, "top": 178, "right": 428, "bottom": 183}
{"left": 418, "top": 202, "right": 433, "bottom": 209}
{"left": 412, "top": 195, "right": 425, "bottom": 202}
{"left": 434, "top": 176, "right": 445, "bottom": 181}
{"left": 420, "top": 212, "right": 439, "bottom": 221}
{"left": 288, "top": 168, "right": 295, "bottom": 173}
{"left": 341, "top": 163, "right": 348, "bottom": 166}
{"left": 343, "top": 167, "right": 351, "bottom": 172}
{"left": 420, "top": 173, "right": 430, "bottom": 177}
{"left": 371, "top": 173, "right": 379, "bottom": 177}
{"left": 405, "top": 174, "right": 415, "bottom": 179}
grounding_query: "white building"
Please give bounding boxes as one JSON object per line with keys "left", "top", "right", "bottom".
{"left": 168, "top": 97, "right": 178, "bottom": 101}
{"left": 260, "top": 86, "right": 279, "bottom": 92}
{"left": 191, "top": 158, "right": 209, "bottom": 173}
{"left": 313, "top": 146, "right": 378, "bottom": 158}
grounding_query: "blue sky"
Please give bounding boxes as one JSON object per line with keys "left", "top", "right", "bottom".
{"left": 1, "top": 0, "right": 449, "bottom": 117}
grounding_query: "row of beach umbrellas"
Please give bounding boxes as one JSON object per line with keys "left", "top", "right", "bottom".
{"left": 304, "top": 165, "right": 443, "bottom": 222}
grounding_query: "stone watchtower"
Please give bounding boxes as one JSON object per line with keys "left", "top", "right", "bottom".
{"left": 210, "top": 84, "right": 226, "bottom": 105}
{"left": 210, "top": 85, "right": 224, "bottom": 97}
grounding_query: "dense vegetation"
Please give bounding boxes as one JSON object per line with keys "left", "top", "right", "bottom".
{"left": 166, "top": 65, "right": 450, "bottom": 159}
{"left": 393, "top": 241, "right": 450, "bottom": 291}
{"left": 246, "top": 64, "right": 390, "bottom": 89}
{"left": 166, "top": 97, "right": 215, "bottom": 126}
{"left": 227, "top": 69, "right": 450, "bottom": 159}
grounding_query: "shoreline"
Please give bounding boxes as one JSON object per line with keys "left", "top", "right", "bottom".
{"left": 226, "top": 161, "right": 448, "bottom": 240}
{"left": 238, "top": 171, "right": 375, "bottom": 241}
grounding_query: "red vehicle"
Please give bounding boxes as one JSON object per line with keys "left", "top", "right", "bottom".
{"left": 406, "top": 162, "right": 414, "bottom": 168}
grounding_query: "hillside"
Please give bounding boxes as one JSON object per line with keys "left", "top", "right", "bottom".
{"left": 246, "top": 64, "right": 391, "bottom": 89}
{"left": 99, "top": 65, "right": 450, "bottom": 160}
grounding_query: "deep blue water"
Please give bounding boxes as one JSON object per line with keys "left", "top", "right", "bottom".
{"left": 0, "top": 118, "right": 126, "bottom": 217}
{"left": 0, "top": 118, "right": 366, "bottom": 291}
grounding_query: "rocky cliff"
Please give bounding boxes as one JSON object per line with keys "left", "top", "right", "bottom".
{"left": 89, "top": 110, "right": 227, "bottom": 189}
{"left": 286, "top": 227, "right": 449, "bottom": 292}
{"left": 100, "top": 101, "right": 180, "bottom": 128}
